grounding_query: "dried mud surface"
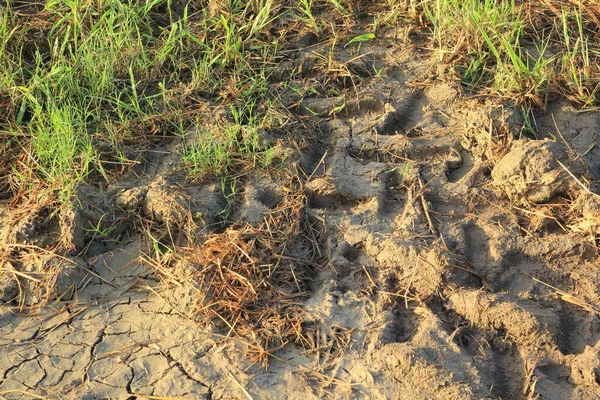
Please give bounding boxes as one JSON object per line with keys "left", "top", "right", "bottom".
{"left": 2, "top": 28, "right": 600, "bottom": 399}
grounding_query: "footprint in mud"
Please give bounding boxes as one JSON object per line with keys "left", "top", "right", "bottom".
{"left": 376, "top": 91, "right": 426, "bottom": 136}
{"left": 349, "top": 90, "right": 428, "bottom": 137}
{"left": 447, "top": 149, "right": 474, "bottom": 183}
{"left": 345, "top": 95, "right": 386, "bottom": 116}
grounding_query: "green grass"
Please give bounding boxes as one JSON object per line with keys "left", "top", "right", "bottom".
{"left": 558, "top": 5, "right": 599, "bottom": 106}
{"left": 418, "top": 0, "right": 599, "bottom": 106}
{"left": 1, "top": 0, "right": 599, "bottom": 208}
{"left": 423, "top": 0, "right": 547, "bottom": 101}
{"left": 183, "top": 124, "right": 278, "bottom": 181}
{"left": 0, "top": 0, "right": 286, "bottom": 203}
{"left": 182, "top": 56, "right": 282, "bottom": 181}
{"left": 365, "top": 0, "right": 598, "bottom": 108}
{"left": 1, "top": 1, "right": 165, "bottom": 199}
{"left": 298, "top": 0, "right": 319, "bottom": 33}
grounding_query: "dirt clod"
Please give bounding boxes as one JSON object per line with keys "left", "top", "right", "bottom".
{"left": 492, "top": 139, "right": 586, "bottom": 203}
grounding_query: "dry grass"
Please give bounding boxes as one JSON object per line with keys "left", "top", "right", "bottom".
{"left": 533, "top": 277, "right": 600, "bottom": 315}
{"left": 144, "top": 174, "right": 326, "bottom": 365}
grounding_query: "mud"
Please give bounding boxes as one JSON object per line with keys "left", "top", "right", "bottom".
{"left": 2, "top": 25, "right": 600, "bottom": 400}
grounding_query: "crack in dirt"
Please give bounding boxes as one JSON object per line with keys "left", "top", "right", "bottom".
{"left": 2, "top": 348, "right": 40, "bottom": 380}
{"left": 82, "top": 326, "right": 106, "bottom": 384}
{"left": 125, "top": 365, "right": 134, "bottom": 395}
{"left": 28, "top": 359, "right": 47, "bottom": 388}
{"left": 150, "top": 346, "right": 212, "bottom": 390}
{"left": 136, "top": 302, "right": 174, "bottom": 316}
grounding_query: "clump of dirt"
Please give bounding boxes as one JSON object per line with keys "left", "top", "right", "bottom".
{"left": 59, "top": 185, "right": 118, "bottom": 252}
{"left": 0, "top": 262, "right": 18, "bottom": 302}
{"left": 2, "top": 201, "right": 56, "bottom": 247}
{"left": 533, "top": 101, "right": 600, "bottom": 182}
{"left": 448, "top": 289, "right": 559, "bottom": 349}
{"left": 567, "top": 343, "right": 600, "bottom": 387}
{"left": 144, "top": 177, "right": 192, "bottom": 226}
{"left": 492, "top": 139, "right": 586, "bottom": 203}
{"left": 238, "top": 175, "right": 283, "bottom": 224}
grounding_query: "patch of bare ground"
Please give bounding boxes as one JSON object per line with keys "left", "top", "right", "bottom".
{"left": 3, "top": 2, "right": 600, "bottom": 399}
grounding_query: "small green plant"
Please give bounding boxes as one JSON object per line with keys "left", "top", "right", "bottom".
{"left": 247, "top": 0, "right": 277, "bottom": 40}
{"left": 559, "top": 6, "right": 599, "bottom": 106}
{"left": 144, "top": 226, "right": 174, "bottom": 260}
{"left": 183, "top": 126, "right": 237, "bottom": 180}
{"left": 329, "top": 102, "right": 346, "bottom": 116}
{"left": 373, "top": 63, "right": 384, "bottom": 79}
{"left": 345, "top": 33, "right": 376, "bottom": 49}
{"left": 84, "top": 214, "right": 119, "bottom": 243}
{"left": 218, "top": 177, "right": 238, "bottom": 223}
{"left": 385, "top": 163, "right": 412, "bottom": 190}
{"left": 328, "top": 0, "right": 349, "bottom": 15}
{"left": 183, "top": 122, "right": 278, "bottom": 182}
{"left": 423, "top": 0, "right": 553, "bottom": 104}
{"left": 299, "top": 0, "right": 319, "bottom": 32}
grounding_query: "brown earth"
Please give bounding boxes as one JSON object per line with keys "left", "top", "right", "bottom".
{"left": 2, "top": 26, "right": 600, "bottom": 400}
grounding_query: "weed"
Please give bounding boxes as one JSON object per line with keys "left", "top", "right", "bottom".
{"left": 328, "top": 0, "right": 349, "bottom": 16}
{"left": 329, "top": 102, "right": 346, "bottom": 116}
{"left": 520, "top": 107, "right": 538, "bottom": 139}
{"left": 345, "top": 32, "right": 376, "bottom": 49}
{"left": 558, "top": 6, "right": 600, "bottom": 106}
{"left": 299, "top": 0, "right": 319, "bottom": 33}
{"left": 402, "top": 0, "right": 600, "bottom": 107}
{"left": 84, "top": 214, "right": 119, "bottom": 243}
{"left": 218, "top": 177, "right": 238, "bottom": 223}
{"left": 144, "top": 226, "right": 174, "bottom": 261}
